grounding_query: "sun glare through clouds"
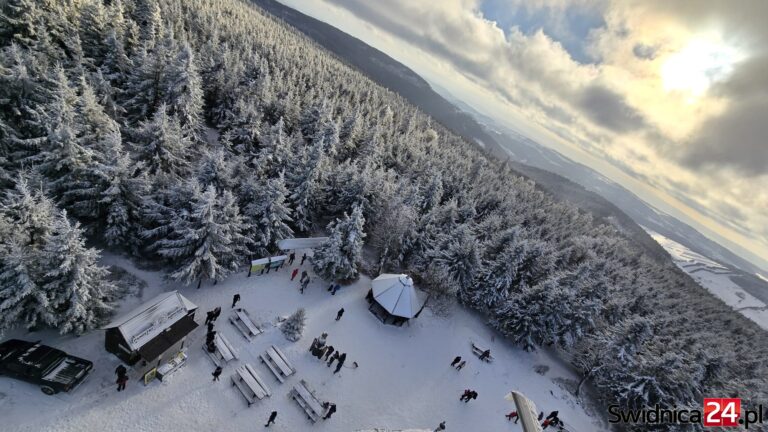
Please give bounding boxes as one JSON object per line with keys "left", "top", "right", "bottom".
{"left": 660, "top": 38, "right": 741, "bottom": 102}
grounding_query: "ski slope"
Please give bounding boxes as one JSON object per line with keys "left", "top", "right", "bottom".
{"left": 0, "top": 251, "right": 603, "bottom": 432}
{"left": 649, "top": 231, "right": 768, "bottom": 330}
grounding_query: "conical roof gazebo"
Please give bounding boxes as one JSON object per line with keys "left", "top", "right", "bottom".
{"left": 367, "top": 274, "right": 420, "bottom": 326}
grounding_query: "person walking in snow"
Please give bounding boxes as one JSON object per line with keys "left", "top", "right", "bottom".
{"left": 333, "top": 353, "right": 347, "bottom": 374}
{"left": 479, "top": 349, "right": 491, "bottom": 361}
{"left": 323, "top": 345, "right": 335, "bottom": 361}
{"left": 291, "top": 268, "right": 299, "bottom": 281}
{"left": 538, "top": 411, "right": 544, "bottom": 420}
{"left": 323, "top": 403, "right": 337, "bottom": 420}
{"left": 288, "top": 252, "right": 296, "bottom": 264}
{"left": 470, "top": 391, "right": 478, "bottom": 401}
{"left": 212, "top": 306, "right": 222, "bottom": 322}
{"left": 231, "top": 293, "right": 241, "bottom": 308}
{"left": 265, "top": 410, "right": 277, "bottom": 427}
{"left": 301, "top": 253, "right": 307, "bottom": 265}
{"left": 335, "top": 308, "right": 345, "bottom": 321}
{"left": 460, "top": 389, "right": 472, "bottom": 402}
{"left": 331, "top": 283, "right": 341, "bottom": 295}
{"left": 327, "top": 351, "right": 340, "bottom": 367}
{"left": 301, "top": 277, "right": 310, "bottom": 294}
{"left": 434, "top": 421, "right": 446, "bottom": 431}
{"left": 546, "top": 411, "right": 559, "bottom": 421}
{"left": 205, "top": 310, "right": 215, "bottom": 325}
{"left": 455, "top": 360, "right": 466, "bottom": 370}
{"left": 300, "top": 270, "right": 308, "bottom": 282}
{"left": 450, "top": 356, "right": 461, "bottom": 367}
{"left": 212, "top": 366, "right": 222, "bottom": 381}
{"left": 506, "top": 411, "right": 519, "bottom": 423}
{"left": 115, "top": 364, "right": 128, "bottom": 391}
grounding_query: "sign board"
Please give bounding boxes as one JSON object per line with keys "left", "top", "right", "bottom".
{"left": 505, "top": 391, "right": 543, "bottom": 432}
{"left": 250, "top": 255, "right": 288, "bottom": 273}
{"left": 144, "top": 367, "right": 158, "bottom": 385}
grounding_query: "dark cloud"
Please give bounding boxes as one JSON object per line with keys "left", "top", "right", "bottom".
{"left": 632, "top": 43, "right": 657, "bottom": 60}
{"left": 575, "top": 84, "right": 647, "bottom": 132}
{"left": 682, "top": 97, "right": 768, "bottom": 176}
{"left": 682, "top": 56, "right": 768, "bottom": 175}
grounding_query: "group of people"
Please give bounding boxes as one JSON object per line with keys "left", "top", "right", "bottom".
{"left": 459, "top": 389, "right": 479, "bottom": 403}
{"left": 309, "top": 333, "right": 350, "bottom": 374}
{"left": 505, "top": 410, "right": 563, "bottom": 429}
{"left": 449, "top": 355, "right": 467, "bottom": 370}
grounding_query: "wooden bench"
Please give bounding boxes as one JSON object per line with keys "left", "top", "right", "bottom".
{"left": 203, "top": 333, "right": 239, "bottom": 366}
{"left": 470, "top": 342, "right": 494, "bottom": 362}
{"left": 288, "top": 379, "right": 325, "bottom": 422}
{"left": 229, "top": 309, "right": 263, "bottom": 341}
{"left": 231, "top": 363, "right": 271, "bottom": 406}
{"left": 259, "top": 344, "right": 295, "bottom": 383}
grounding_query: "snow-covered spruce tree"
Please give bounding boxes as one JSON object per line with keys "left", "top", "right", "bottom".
{"left": 37, "top": 210, "right": 116, "bottom": 335}
{"left": 280, "top": 307, "right": 306, "bottom": 342}
{"left": 101, "top": 153, "right": 149, "bottom": 251}
{"left": 196, "top": 148, "right": 235, "bottom": 192}
{"left": 241, "top": 175, "right": 293, "bottom": 257}
{"left": 154, "top": 184, "right": 246, "bottom": 288}
{"left": 286, "top": 136, "right": 325, "bottom": 232}
{"left": 0, "top": 237, "right": 45, "bottom": 335}
{"left": 164, "top": 41, "right": 204, "bottom": 139}
{"left": 313, "top": 204, "right": 365, "bottom": 281}
{"left": 432, "top": 224, "right": 480, "bottom": 297}
{"left": 131, "top": 104, "right": 192, "bottom": 179}
{"left": 2, "top": 173, "right": 55, "bottom": 246}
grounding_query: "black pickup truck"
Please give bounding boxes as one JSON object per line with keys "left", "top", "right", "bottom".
{"left": 0, "top": 339, "right": 93, "bottom": 395}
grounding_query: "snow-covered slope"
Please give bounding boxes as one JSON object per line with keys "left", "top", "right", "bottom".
{"left": 649, "top": 231, "right": 768, "bottom": 330}
{"left": 0, "top": 251, "right": 603, "bottom": 431}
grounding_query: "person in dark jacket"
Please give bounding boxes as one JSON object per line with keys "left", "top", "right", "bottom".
{"left": 546, "top": 411, "right": 559, "bottom": 420}
{"left": 300, "top": 270, "right": 308, "bottom": 283}
{"left": 460, "top": 389, "right": 472, "bottom": 401}
{"left": 331, "top": 283, "right": 341, "bottom": 295}
{"left": 323, "top": 403, "right": 337, "bottom": 420}
{"left": 323, "top": 345, "right": 335, "bottom": 361}
{"left": 327, "top": 351, "right": 340, "bottom": 367}
{"left": 434, "top": 421, "right": 446, "bottom": 431}
{"left": 206, "top": 330, "right": 216, "bottom": 343}
{"left": 206, "top": 340, "right": 216, "bottom": 353}
{"left": 300, "top": 253, "right": 307, "bottom": 265}
{"left": 479, "top": 349, "right": 491, "bottom": 361}
{"left": 455, "top": 360, "right": 466, "bottom": 370}
{"left": 115, "top": 364, "right": 128, "bottom": 391}
{"left": 288, "top": 252, "right": 296, "bottom": 264}
{"left": 205, "top": 310, "right": 215, "bottom": 325}
{"left": 231, "top": 293, "right": 241, "bottom": 308}
{"left": 207, "top": 321, "right": 215, "bottom": 333}
{"left": 450, "top": 356, "right": 461, "bottom": 367}
{"left": 538, "top": 411, "right": 544, "bottom": 420}
{"left": 212, "top": 366, "right": 222, "bottom": 381}
{"left": 333, "top": 353, "right": 347, "bottom": 373}
{"left": 212, "top": 307, "right": 222, "bottom": 321}
{"left": 265, "top": 410, "right": 277, "bottom": 427}
{"left": 335, "top": 308, "right": 345, "bottom": 321}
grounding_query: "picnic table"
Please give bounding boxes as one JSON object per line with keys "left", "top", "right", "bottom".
{"left": 470, "top": 341, "right": 494, "bottom": 362}
{"left": 231, "top": 363, "right": 272, "bottom": 406}
{"left": 229, "top": 308, "right": 263, "bottom": 341}
{"left": 260, "top": 344, "right": 295, "bottom": 383}
{"left": 289, "top": 379, "right": 326, "bottom": 422}
{"left": 203, "top": 333, "right": 239, "bottom": 366}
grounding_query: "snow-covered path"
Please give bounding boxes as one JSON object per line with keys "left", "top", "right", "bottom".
{"left": 1, "top": 252, "right": 604, "bottom": 432}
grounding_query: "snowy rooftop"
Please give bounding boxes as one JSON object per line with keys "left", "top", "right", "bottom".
{"left": 103, "top": 291, "right": 197, "bottom": 351}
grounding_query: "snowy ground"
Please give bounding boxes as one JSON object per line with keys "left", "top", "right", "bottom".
{"left": 0, "top": 251, "right": 604, "bottom": 432}
{"left": 649, "top": 231, "right": 768, "bottom": 330}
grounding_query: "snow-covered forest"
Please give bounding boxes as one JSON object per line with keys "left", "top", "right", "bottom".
{"left": 0, "top": 0, "right": 766, "bottom": 427}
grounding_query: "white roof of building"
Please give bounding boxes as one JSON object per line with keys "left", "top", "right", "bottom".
{"left": 103, "top": 291, "right": 197, "bottom": 351}
{"left": 277, "top": 237, "right": 329, "bottom": 250}
{"left": 371, "top": 274, "right": 420, "bottom": 318}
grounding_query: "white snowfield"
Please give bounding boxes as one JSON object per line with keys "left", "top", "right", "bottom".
{"left": 649, "top": 231, "right": 768, "bottom": 330}
{"left": 0, "top": 252, "right": 603, "bottom": 432}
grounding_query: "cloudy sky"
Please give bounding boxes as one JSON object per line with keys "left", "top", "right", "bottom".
{"left": 279, "top": 0, "right": 768, "bottom": 271}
